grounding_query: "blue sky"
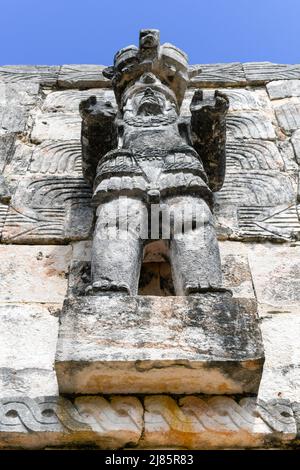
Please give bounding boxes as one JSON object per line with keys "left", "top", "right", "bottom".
{"left": 0, "top": 0, "right": 299, "bottom": 65}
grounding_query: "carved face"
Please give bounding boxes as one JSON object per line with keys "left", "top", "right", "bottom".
{"left": 122, "top": 73, "right": 178, "bottom": 117}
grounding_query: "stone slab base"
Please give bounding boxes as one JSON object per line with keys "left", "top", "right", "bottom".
{"left": 0, "top": 395, "right": 297, "bottom": 449}
{"left": 55, "top": 293, "right": 264, "bottom": 394}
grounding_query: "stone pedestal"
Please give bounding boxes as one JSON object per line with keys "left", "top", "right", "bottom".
{"left": 55, "top": 293, "right": 264, "bottom": 394}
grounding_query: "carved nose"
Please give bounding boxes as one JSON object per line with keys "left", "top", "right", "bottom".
{"left": 140, "top": 73, "right": 156, "bottom": 84}
{"left": 144, "top": 87, "right": 154, "bottom": 96}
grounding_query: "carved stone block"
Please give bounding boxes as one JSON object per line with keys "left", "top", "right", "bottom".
{"left": 0, "top": 304, "right": 59, "bottom": 398}
{"left": 57, "top": 65, "right": 111, "bottom": 89}
{"left": 141, "top": 395, "right": 295, "bottom": 449}
{"left": 55, "top": 294, "right": 264, "bottom": 395}
{"left": 31, "top": 113, "right": 81, "bottom": 143}
{"left": 0, "top": 396, "right": 143, "bottom": 449}
{"left": 274, "top": 99, "right": 300, "bottom": 134}
{"left": 267, "top": 80, "right": 300, "bottom": 100}
{"left": 189, "top": 63, "right": 246, "bottom": 87}
{"left": 42, "top": 89, "right": 115, "bottom": 114}
{"left": 226, "top": 111, "right": 276, "bottom": 140}
{"left": 2, "top": 176, "right": 94, "bottom": 243}
{"left": 243, "top": 62, "right": 300, "bottom": 84}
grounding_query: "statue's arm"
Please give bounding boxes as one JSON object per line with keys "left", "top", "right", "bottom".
{"left": 190, "top": 90, "right": 229, "bottom": 191}
{"left": 79, "top": 96, "right": 117, "bottom": 184}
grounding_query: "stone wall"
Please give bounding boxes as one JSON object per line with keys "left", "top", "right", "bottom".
{"left": 0, "top": 62, "right": 300, "bottom": 449}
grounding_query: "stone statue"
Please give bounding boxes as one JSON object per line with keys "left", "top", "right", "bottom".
{"left": 80, "top": 29, "right": 229, "bottom": 296}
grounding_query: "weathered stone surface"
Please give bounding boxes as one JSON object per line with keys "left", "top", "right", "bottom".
{"left": 0, "top": 176, "right": 10, "bottom": 204}
{"left": 0, "top": 394, "right": 297, "bottom": 449}
{"left": 0, "top": 245, "right": 70, "bottom": 303}
{"left": 189, "top": 63, "right": 246, "bottom": 87}
{"left": 2, "top": 176, "right": 94, "bottom": 243}
{"left": 55, "top": 294, "right": 264, "bottom": 395}
{"left": 248, "top": 244, "right": 300, "bottom": 315}
{"left": 0, "top": 65, "right": 59, "bottom": 86}
{"left": 58, "top": 65, "right": 111, "bottom": 89}
{"left": 226, "top": 139, "right": 285, "bottom": 171}
{"left": 31, "top": 113, "right": 81, "bottom": 142}
{"left": 291, "top": 129, "right": 300, "bottom": 164}
{"left": 3, "top": 140, "right": 33, "bottom": 175}
{"left": 220, "top": 241, "right": 255, "bottom": 301}
{"left": 141, "top": 395, "right": 295, "bottom": 449}
{"left": 243, "top": 62, "right": 300, "bottom": 84}
{"left": 0, "top": 303, "right": 59, "bottom": 398}
{"left": 226, "top": 111, "right": 276, "bottom": 140}
{"left": 267, "top": 80, "right": 300, "bottom": 100}
{"left": 0, "top": 396, "right": 143, "bottom": 449}
{"left": 274, "top": 99, "right": 300, "bottom": 134}
{"left": 258, "top": 313, "right": 300, "bottom": 404}
{"left": 29, "top": 140, "right": 82, "bottom": 176}
{"left": 0, "top": 134, "right": 15, "bottom": 172}
{"left": 42, "top": 89, "right": 115, "bottom": 114}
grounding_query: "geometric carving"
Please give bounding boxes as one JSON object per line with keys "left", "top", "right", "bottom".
{"left": 0, "top": 395, "right": 296, "bottom": 449}
{"left": 243, "top": 62, "right": 300, "bottom": 84}
{"left": 226, "top": 140, "right": 285, "bottom": 170}
{"left": 2, "top": 177, "right": 93, "bottom": 243}
{"left": 226, "top": 112, "right": 276, "bottom": 139}
{"left": 189, "top": 63, "right": 246, "bottom": 87}
{"left": 0, "top": 396, "right": 143, "bottom": 449}
{"left": 0, "top": 65, "right": 60, "bottom": 86}
{"left": 221, "top": 89, "right": 266, "bottom": 111}
{"left": 142, "top": 395, "right": 296, "bottom": 448}
{"left": 57, "top": 65, "right": 111, "bottom": 89}
{"left": 216, "top": 171, "right": 295, "bottom": 206}
{"left": 29, "top": 141, "right": 82, "bottom": 175}
{"left": 237, "top": 204, "right": 300, "bottom": 240}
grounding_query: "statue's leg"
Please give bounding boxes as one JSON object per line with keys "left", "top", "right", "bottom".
{"left": 166, "top": 195, "right": 223, "bottom": 295}
{"left": 91, "top": 197, "right": 146, "bottom": 295}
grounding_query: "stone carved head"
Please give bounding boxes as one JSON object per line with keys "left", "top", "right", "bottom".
{"left": 103, "top": 29, "right": 193, "bottom": 111}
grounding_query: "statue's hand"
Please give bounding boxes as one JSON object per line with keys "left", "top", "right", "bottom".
{"left": 79, "top": 96, "right": 116, "bottom": 122}
{"left": 190, "top": 89, "right": 229, "bottom": 116}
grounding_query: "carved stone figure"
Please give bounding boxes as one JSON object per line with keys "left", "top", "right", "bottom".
{"left": 80, "top": 29, "right": 229, "bottom": 296}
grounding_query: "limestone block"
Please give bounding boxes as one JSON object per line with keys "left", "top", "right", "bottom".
{"left": 248, "top": 244, "right": 300, "bottom": 315}
{"left": 219, "top": 241, "right": 255, "bottom": 301}
{"left": 221, "top": 89, "right": 270, "bottom": 111}
{"left": 189, "top": 63, "right": 246, "bottom": 87}
{"left": 31, "top": 112, "right": 81, "bottom": 143}
{"left": 274, "top": 98, "right": 300, "bottom": 134}
{"left": 0, "top": 245, "right": 71, "bottom": 303}
{"left": 29, "top": 140, "right": 82, "bottom": 176}
{"left": 226, "top": 111, "right": 276, "bottom": 140}
{"left": 258, "top": 313, "right": 300, "bottom": 404}
{"left": 267, "top": 80, "right": 300, "bottom": 100}
{"left": 141, "top": 395, "right": 295, "bottom": 449}
{"left": 0, "top": 204, "right": 8, "bottom": 239}
{"left": 226, "top": 139, "right": 285, "bottom": 171}
{"left": 42, "top": 89, "right": 115, "bottom": 114}
{"left": 58, "top": 65, "right": 111, "bottom": 89}
{"left": 0, "top": 105, "right": 28, "bottom": 134}
{"left": 243, "top": 62, "right": 300, "bottom": 84}
{"left": 55, "top": 294, "right": 264, "bottom": 395}
{"left": 0, "top": 176, "right": 10, "bottom": 204}
{"left": 2, "top": 176, "right": 94, "bottom": 243}
{"left": 0, "top": 396, "right": 143, "bottom": 449}
{"left": 0, "top": 65, "right": 59, "bottom": 86}
{"left": 0, "top": 303, "right": 59, "bottom": 398}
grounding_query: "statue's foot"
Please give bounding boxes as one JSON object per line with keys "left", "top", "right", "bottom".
{"left": 85, "top": 280, "right": 131, "bottom": 296}
{"left": 185, "top": 282, "right": 232, "bottom": 296}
